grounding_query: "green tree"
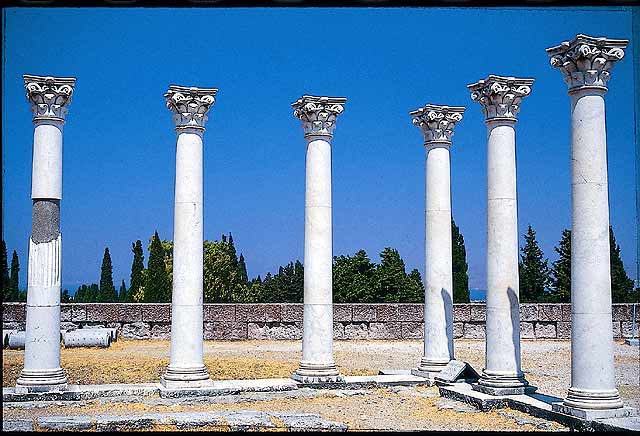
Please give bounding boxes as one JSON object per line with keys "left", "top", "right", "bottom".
{"left": 228, "top": 233, "right": 239, "bottom": 277}
{"left": 118, "top": 280, "right": 127, "bottom": 302}
{"left": 518, "top": 225, "right": 551, "bottom": 303}
{"left": 203, "top": 239, "right": 236, "bottom": 303}
{"left": 86, "top": 283, "right": 99, "bottom": 302}
{"left": 238, "top": 253, "right": 249, "bottom": 285}
{"left": 452, "top": 219, "right": 470, "bottom": 303}
{"left": 145, "top": 231, "right": 171, "bottom": 303}
{"left": 129, "top": 240, "right": 145, "bottom": 303}
{"left": 98, "top": 247, "right": 117, "bottom": 302}
{"left": 609, "top": 226, "right": 635, "bottom": 303}
{"left": 549, "top": 229, "right": 571, "bottom": 303}
{"left": 333, "top": 250, "right": 376, "bottom": 303}
{"left": 61, "top": 289, "right": 71, "bottom": 303}
{"left": 374, "top": 247, "right": 422, "bottom": 303}
{"left": 9, "top": 250, "right": 20, "bottom": 301}
{"left": 1, "top": 240, "right": 9, "bottom": 301}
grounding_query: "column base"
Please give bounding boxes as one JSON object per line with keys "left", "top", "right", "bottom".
{"left": 15, "top": 368, "right": 67, "bottom": 393}
{"left": 160, "top": 364, "right": 211, "bottom": 388}
{"left": 473, "top": 369, "right": 534, "bottom": 396}
{"left": 553, "top": 402, "right": 636, "bottom": 420}
{"left": 291, "top": 361, "right": 345, "bottom": 384}
{"left": 412, "top": 356, "right": 449, "bottom": 377}
{"left": 561, "top": 387, "right": 625, "bottom": 411}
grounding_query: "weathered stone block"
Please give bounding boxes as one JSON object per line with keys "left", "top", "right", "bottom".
{"left": 463, "top": 323, "right": 485, "bottom": 339}
{"left": 538, "top": 304, "right": 562, "bottom": 322}
{"left": 142, "top": 304, "right": 171, "bottom": 322}
{"left": 534, "top": 322, "right": 556, "bottom": 339}
{"left": 375, "top": 304, "right": 399, "bottom": 321}
{"left": 556, "top": 321, "right": 571, "bottom": 339}
{"left": 519, "top": 304, "right": 538, "bottom": 321}
{"left": 1, "top": 303, "right": 25, "bottom": 322}
{"left": 520, "top": 321, "right": 535, "bottom": 339}
{"left": 204, "top": 322, "right": 247, "bottom": 340}
{"left": 119, "top": 304, "right": 142, "bottom": 322}
{"left": 333, "top": 305, "right": 352, "bottom": 322}
{"left": 281, "top": 304, "right": 303, "bottom": 322}
{"left": 151, "top": 324, "right": 171, "bottom": 340}
{"left": 351, "top": 304, "right": 376, "bottom": 322}
{"left": 453, "top": 305, "right": 471, "bottom": 322}
{"left": 453, "top": 322, "right": 464, "bottom": 339}
{"left": 72, "top": 305, "right": 86, "bottom": 321}
{"left": 469, "top": 305, "right": 486, "bottom": 322}
{"left": 122, "top": 322, "right": 151, "bottom": 339}
{"left": 344, "top": 323, "right": 369, "bottom": 339}
{"left": 398, "top": 304, "right": 423, "bottom": 322}
{"left": 401, "top": 322, "right": 423, "bottom": 339}
{"left": 86, "top": 304, "right": 119, "bottom": 322}
{"left": 61, "top": 305, "right": 72, "bottom": 322}
{"left": 333, "top": 322, "right": 344, "bottom": 340}
{"left": 264, "top": 304, "right": 281, "bottom": 322}
{"left": 621, "top": 321, "right": 638, "bottom": 338}
{"left": 612, "top": 304, "right": 631, "bottom": 321}
{"left": 60, "top": 322, "right": 79, "bottom": 332}
{"left": 368, "top": 322, "right": 401, "bottom": 339}
{"left": 248, "top": 323, "right": 268, "bottom": 340}
{"left": 267, "top": 323, "right": 303, "bottom": 340}
{"left": 204, "top": 304, "right": 235, "bottom": 322}
{"left": 3, "top": 321, "right": 23, "bottom": 330}
{"left": 236, "top": 305, "right": 267, "bottom": 322}
{"left": 612, "top": 321, "right": 621, "bottom": 338}
{"left": 561, "top": 304, "right": 572, "bottom": 321}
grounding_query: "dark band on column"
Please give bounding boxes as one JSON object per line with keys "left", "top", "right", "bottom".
{"left": 32, "top": 199, "right": 60, "bottom": 243}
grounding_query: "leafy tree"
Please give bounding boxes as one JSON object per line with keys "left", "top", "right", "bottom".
{"left": 9, "top": 250, "right": 20, "bottom": 301}
{"left": 374, "top": 247, "right": 422, "bottom": 303}
{"left": 160, "top": 239, "right": 173, "bottom": 285}
{"left": 118, "top": 280, "right": 127, "bottom": 302}
{"left": 1, "top": 240, "right": 9, "bottom": 301}
{"left": 451, "top": 219, "right": 470, "bottom": 303}
{"left": 333, "top": 250, "right": 376, "bottom": 303}
{"left": 98, "top": 247, "right": 117, "bottom": 302}
{"left": 61, "top": 289, "right": 71, "bottom": 303}
{"left": 203, "top": 239, "right": 236, "bottom": 303}
{"left": 609, "top": 226, "right": 635, "bottom": 303}
{"left": 518, "top": 225, "right": 551, "bottom": 303}
{"left": 129, "top": 240, "right": 145, "bottom": 303}
{"left": 145, "top": 231, "right": 171, "bottom": 303}
{"left": 238, "top": 254, "right": 249, "bottom": 285}
{"left": 549, "top": 229, "right": 571, "bottom": 303}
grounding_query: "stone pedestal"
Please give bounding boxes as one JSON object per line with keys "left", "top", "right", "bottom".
{"left": 16, "top": 75, "right": 76, "bottom": 393}
{"left": 161, "top": 85, "right": 217, "bottom": 388}
{"left": 467, "top": 75, "right": 534, "bottom": 395}
{"left": 291, "top": 95, "right": 346, "bottom": 384}
{"left": 409, "top": 104, "right": 465, "bottom": 380}
{"left": 547, "top": 33, "right": 631, "bottom": 414}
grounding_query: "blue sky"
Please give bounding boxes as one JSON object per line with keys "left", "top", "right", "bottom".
{"left": 2, "top": 7, "right": 637, "bottom": 291}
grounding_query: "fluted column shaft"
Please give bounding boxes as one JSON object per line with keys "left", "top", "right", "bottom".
{"left": 17, "top": 75, "right": 75, "bottom": 392}
{"left": 162, "top": 85, "right": 217, "bottom": 388}
{"left": 468, "top": 75, "right": 534, "bottom": 395}
{"left": 291, "top": 95, "right": 346, "bottom": 383}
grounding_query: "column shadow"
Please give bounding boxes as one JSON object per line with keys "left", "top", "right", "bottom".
{"left": 442, "top": 288, "right": 454, "bottom": 358}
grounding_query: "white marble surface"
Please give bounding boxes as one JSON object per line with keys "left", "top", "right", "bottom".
{"left": 31, "top": 122, "right": 64, "bottom": 200}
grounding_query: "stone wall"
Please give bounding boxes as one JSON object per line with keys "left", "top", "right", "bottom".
{"left": 2, "top": 303, "right": 637, "bottom": 341}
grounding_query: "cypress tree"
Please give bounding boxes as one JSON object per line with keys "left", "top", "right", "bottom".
{"left": 129, "top": 240, "right": 145, "bottom": 303}
{"left": 1, "top": 241, "right": 9, "bottom": 301}
{"left": 118, "top": 279, "right": 127, "bottom": 302}
{"left": 61, "top": 289, "right": 71, "bottom": 303}
{"left": 99, "top": 247, "right": 117, "bottom": 302}
{"left": 145, "top": 231, "right": 171, "bottom": 303}
{"left": 549, "top": 229, "right": 571, "bottom": 303}
{"left": 451, "top": 219, "right": 470, "bottom": 303}
{"left": 238, "top": 253, "right": 249, "bottom": 284}
{"left": 75, "top": 285, "right": 86, "bottom": 302}
{"left": 609, "top": 226, "right": 634, "bottom": 303}
{"left": 518, "top": 225, "right": 551, "bottom": 303}
{"left": 86, "top": 283, "right": 99, "bottom": 302}
{"left": 228, "top": 233, "right": 239, "bottom": 276}
{"left": 9, "top": 250, "right": 20, "bottom": 301}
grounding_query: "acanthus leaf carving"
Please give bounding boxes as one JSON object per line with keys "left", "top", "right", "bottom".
{"left": 410, "top": 104, "right": 465, "bottom": 145}
{"left": 165, "top": 85, "right": 218, "bottom": 130}
{"left": 467, "top": 75, "right": 534, "bottom": 122}
{"left": 23, "top": 75, "right": 76, "bottom": 122}
{"left": 292, "top": 95, "right": 347, "bottom": 139}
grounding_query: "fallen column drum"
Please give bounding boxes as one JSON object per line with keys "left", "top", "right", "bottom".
{"left": 62, "top": 329, "right": 111, "bottom": 348}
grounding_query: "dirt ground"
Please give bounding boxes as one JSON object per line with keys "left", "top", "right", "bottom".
{"left": 3, "top": 339, "right": 638, "bottom": 431}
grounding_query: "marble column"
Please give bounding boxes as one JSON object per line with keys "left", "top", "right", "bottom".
{"left": 547, "top": 34, "right": 635, "bottom": 419}
{"left": 16, "top": 75, "right": 76, "bottom": 393}
{"left": 291, "top": 95, "right": 346, "bottom": 384}
{"left": 409, "top": 104, "right": 465, "bottom": 380}
{"left": 161, "top": 85, "right": 217, "bottom": 388}
{"left": 467, "top": 75, "right": 534, "bottom": 395}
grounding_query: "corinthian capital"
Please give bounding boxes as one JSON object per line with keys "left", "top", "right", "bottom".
{"left": 546, "top": 34, "right": 628, "bottom": 93}
{"left": 292, "top": 95, "right": 347, "bottom": 139}
{"left": 23, "top": 74, "right": 76, "bottom": 123}
{"left": 410, "top": 104, "right": 465, "bottom": 145}
{"left": 165, "top": 85, "right": 218, "bottom": 131}
{"left": 467, "top": 75, "right": 534, "bottom": 122}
